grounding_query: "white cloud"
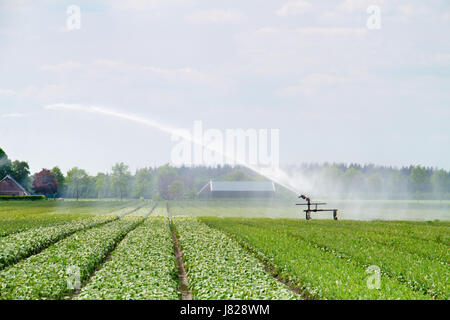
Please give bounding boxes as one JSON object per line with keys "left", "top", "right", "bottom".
{"left": 250, "top": 27, "right": 367, "bottom": 39}
{"left": 38, "top": 84, "right": 69, "bottom": 100}
{"left": 278, "top": 74, "right": 351, "bottom": 97}
{"left": 38, "top": 59, "right": 221, "bottom": 87}
{"left": 443, "top": 12, "right": 450, "bottom": 21}
{"left": 41, "top": 61, "right": 82, "bottom": 72}
{"left": 338, "top": 0, "right": 384, "bottom": 13}
{"left": 1, "top": 113, "right": 30, "bottom": 118}
{"left": 0, "top": 89, "right": 16, "bottom": 96}
{"left": 301, "top": 73, "right": 350, "bottom": 86}
{"left": 276, "top": 1, "right": 312, "bottom": 17}
{"left": 92, "top": 59, "right": 219, "bottom": 85}
{"left": 186, "top": 9, "right": 246, "bottom": 23}
{"left": 107, "top": 0, "right": 196, "bottom": 11}
{"left": 433, "top": 53, "right": 450, "bottom": 64}
{"left": 295, "top": 27, "right": 367, "bottom": 37}
{"left": 143, "top": 66, "right": 215, "bottom": 84}
{"left": 397, "top": 5, "right": 430, "bottom": 19}
{"left": 19, "top": 85, "right": 39, "bottom": 98}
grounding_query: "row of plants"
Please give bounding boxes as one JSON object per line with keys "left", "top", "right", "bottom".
{"left": 0, "top": 195, "right": 46, "bottom": 201}
{"left": 0, "top": 213, "right": 87, "bottom": 238}
{"left": 0, "top": 215, "right": 118, "bottom": 270}
{"left": 233, "top": 219, "right": 449, "bottom": 299}
{"left": 327, "top": 219, "right": 450, "bottom": 246}
{"left": 0, "top": 216, "right": 143, "bottom": 299}
{"left": 201, "top": 217, "right": 431, "bottom": 300}
{"left": 173, "top": 217, "right": 299, "bottom": 300}
{"left": 76, "top": 217, "right": 179, "bottom": 300}
{"left": 275, "top": 219, "right": 450, "bottom": 263}
{"left": 0, "top": 201, "right": 134, "bottom": 237}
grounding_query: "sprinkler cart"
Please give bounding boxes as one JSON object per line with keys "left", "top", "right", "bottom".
{"left": 296, "top": 194, "right": 338, "bottom": 220}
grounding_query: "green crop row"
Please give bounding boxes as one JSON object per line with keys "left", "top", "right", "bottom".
{"left": 224, "top": 219, "right": 449, "bottom": 299}
{"left": 201, "top": 218, "right": 431, "bottom": 300}
{"left": 0, "top": 202, "right": 137, "bottom": 237}
{"left": 173, "top": 217, "right": 299, "bottom": 300}
{"left": 0, "top": 214, "right": 87, "bottom": 238}
{"left": 0, "top": 195, "right": 46, "bottom": 201}
{"left": 0, "top": 215, "right": 119, "bottom": 270}
{"left": 76, "top": 217, "right": 179, "bottom": 300}
{"left": 0, "top": 216, "right": 143, "bottom": 300}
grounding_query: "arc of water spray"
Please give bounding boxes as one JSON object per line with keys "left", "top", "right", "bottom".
{"left": 45, "top": 103, "right": 301, "bottom": 194}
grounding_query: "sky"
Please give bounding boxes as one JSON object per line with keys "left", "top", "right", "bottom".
{"left": 0, "top": 0, "right": 449, "bottom": 175}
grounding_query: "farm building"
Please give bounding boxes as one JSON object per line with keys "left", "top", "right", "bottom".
{"left": 198, "top": 180, "right": 276, "bottom": 198}
{"left": 0, "top": 175, "right": 30, "bottom": 196}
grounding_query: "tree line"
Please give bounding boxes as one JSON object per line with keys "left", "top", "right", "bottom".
{"left": 1, "top": 146, "right": 449, "bottom": 200}
{"left": 285, "top": 163, "right": 450, "bottom": 200}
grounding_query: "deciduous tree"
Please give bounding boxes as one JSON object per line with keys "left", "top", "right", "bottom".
{"left": 111, "top": 163, "right": 131, "bottom": 201}
{"left": 32, "top": 169, "right": 58, "bottom": 198}
{"left": 133, "top": 168, "right": 153, "bottom": 199}
{"left": 51, "top": 167, "right": 65, "bottom": 197}
{"left": 66, "top": 167, "right": 88, "bottom": 201}
{"left": 168, "top": 180, "right": 184, "bottom": 200}
{"left": 430, "top": 169, "right": 449, "bottom": 200}
{"left": 11, "top": 160, "right": 30, "bottom": 189}
{"left": 157, "top": 164, "right": 177, "bottom": 200}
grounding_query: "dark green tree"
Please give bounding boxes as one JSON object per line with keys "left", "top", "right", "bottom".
{"left": 168, "top": 180, "right": 184, "bottom": 200}
{"left": 51, "top": 166, "right": 65, "bottom": 197}
{"left": 430, "top": 169, "right": 449, "bottom": 200}
{"left": 157, "top": 164, "right": 177, "bottom": 200}
{"left": 133, "top": 168, "right": 153, "bottom": 199}
{"left": 66, "top": 167, "right": 88, "bottom": 200}
{"left": 409, "top": 165, "right": 428, "bottom": 194}
{"left": 111, "top": 163, "right": 131, "bottom": 200}
{"left": 223, "top": 169, "right": 255, "bottom": 181}
{"left": 11, "top": 160, "right": 30, "bottom": 189}
{"left": 0, "top": 147, "right": 12, "bottom": 179}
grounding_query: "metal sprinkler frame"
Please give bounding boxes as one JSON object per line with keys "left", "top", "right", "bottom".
{"left": 296, "top": 194, "right": 338, "bottom": 220}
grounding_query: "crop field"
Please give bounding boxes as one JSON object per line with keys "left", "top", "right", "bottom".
{"left": 0, "top": 200, "right": 448, "bottom": 300}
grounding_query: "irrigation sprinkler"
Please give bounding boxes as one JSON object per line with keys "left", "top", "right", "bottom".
{"left": 296, "top": 194, "right": 338, "bottom": 220}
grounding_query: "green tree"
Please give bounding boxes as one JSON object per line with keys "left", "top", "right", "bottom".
{"left": 157, "top": 164, "right": 178, "bottom": 200}
{"left": 223, "top": 169, "right": 255, "bottom": 181}
{"left": 95, "top": 173, "right": 107, "bottom": 199}
{"left": 319, "top": 165, "right": 344, "bottom": 195}
{"left": 11, "top": 160, "right": 30, "bottom": 189}
{"left": 133, "top": 168, "right": 153, "bottom": 199}
{"left": 66, "top": 167, "right": 88, "bottom": 200}
{"left": 184, "top": 187, "right": 197, "bottom": 199}
{"left": 0, "top": 147, "right": 6, "bottom": 159}
{"left": 430, "top": 169, "right": 449, "bottom": 200}
{"left": 389, "top": 171, "right": 407, "bottom": 197}
{"left": 343, "top": 168, "right": 365, "bottom": 194}
{"left": 111, "top": 163, "right": 131, "bottom": 200}
{"left": 409, "top": 165, "right": 428, "bottom": 194}
{"left": 51, "top": 166, "right": 65, "bottom": 197}
{"left": 367, "top": 173, "right": 382, "bottom": 195}
{"left": 168, "top": 180, "right": 184, "bottom": 200}
{"left": 0, "top": 147, "right": 12, "bottom": 179}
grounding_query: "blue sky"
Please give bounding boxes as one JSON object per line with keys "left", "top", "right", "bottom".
{"left": 0, "top": 0, "right": 449, "bottom": 174}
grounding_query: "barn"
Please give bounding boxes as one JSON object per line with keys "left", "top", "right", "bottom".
{"left": 0, "top": 175, "right": 30, "bottom": 196}
{"left": 197, "top": 180, "right": 276, "bottom": 198}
